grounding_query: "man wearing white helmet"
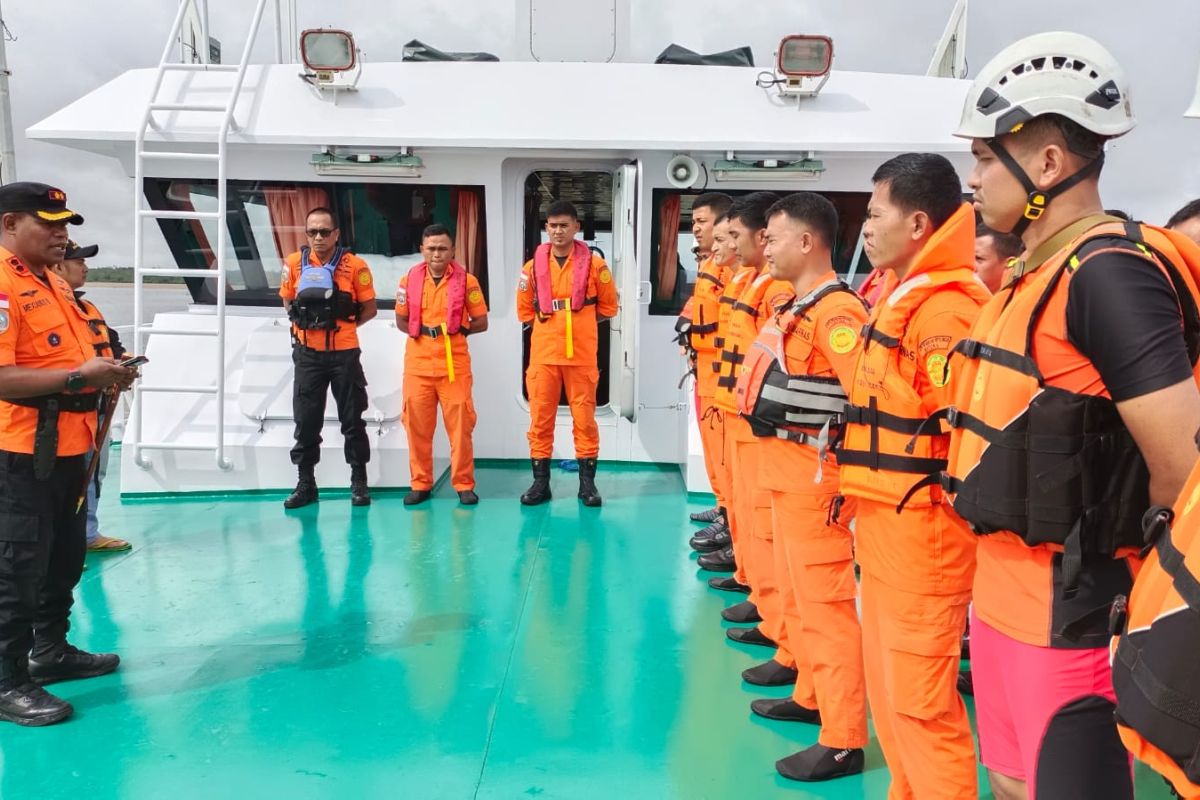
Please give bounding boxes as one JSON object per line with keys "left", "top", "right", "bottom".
{"left": 944, "top": 32, "right": 1200, "bottom": 799}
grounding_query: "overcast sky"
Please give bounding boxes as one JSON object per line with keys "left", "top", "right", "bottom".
{"left": 3, "top": 0, "right": 1199, "bottom": 266}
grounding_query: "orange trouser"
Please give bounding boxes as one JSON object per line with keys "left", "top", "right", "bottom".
{"left": 696, "top": 394, "right": 728, "bottom": 508}
{"left": 723, "top": 421, "right": 751, "bottom": 590}
{"left": 402, "top": 372, "right": 478, "bottom": 491}
{"left": 732, "top": 436, "right": 794, "bottom": 668}
{"left": 859, "top": 553, "right": 977, "bottom": 798}
{"left": 772, "top": 489, "right": 867, "bottom": 749}
{"left": 525, "top": 363, "right": 599, "bottom": 459}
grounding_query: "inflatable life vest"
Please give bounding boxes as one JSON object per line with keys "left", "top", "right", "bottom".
{"left": 1111, "top": 451, "right": 1200, "bottom": 799}
{"left": 713, "top": 269, "right": 793, "bottom": 414}
{"left": 736, "top": 279, "right": 862, "bottom": 453}
{"left": 838, "top": 204, "right": 992, "bottom": 508}
{"left": 532, "top": 241, "right": 593, "bottom": 314}
{"left": 406, "top": 261, "right": 467, "bottom": 337}
{"left": 291, "top": 245, "right": 356, "bottom": 331}
{"left": 944, "top": 221, "right": 1200, "bottom": 590}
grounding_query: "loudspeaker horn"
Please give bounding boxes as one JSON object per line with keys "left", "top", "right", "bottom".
{"left": 666, "top": 154, "right": 700, "bottom": 189}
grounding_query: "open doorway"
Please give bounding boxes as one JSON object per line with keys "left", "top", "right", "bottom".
{"left": 520, "top": 170, "right": 615, "bottom": 406}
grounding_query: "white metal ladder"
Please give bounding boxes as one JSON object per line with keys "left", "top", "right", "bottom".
{"left": 131, "top": 0, "right": 271, "bottom": 470}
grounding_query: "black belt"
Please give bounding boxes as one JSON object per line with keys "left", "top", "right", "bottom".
{"left": 548, "top": 297, "right": 598, "bottom": 312}
{"left": 417, "top": 325, "right": 463, "bottom": 339}
{"left": 6, "top": 393, "right": 100, "bottom": 481}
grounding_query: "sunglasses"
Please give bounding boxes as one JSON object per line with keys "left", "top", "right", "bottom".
{"left": 305, "top": 228, "right": 336, "bottom": 238}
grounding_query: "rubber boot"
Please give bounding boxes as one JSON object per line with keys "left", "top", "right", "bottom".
{"left": 520, "top": 459, "right": 552, "bottom": 506}
{"left": 577, "top": 458, "right": 602, "bottom": 507}
{"left": 350, "top": 464, "right": 371, "bottom": 506}
{"left": 284, "top": 465, "right": 318, "bottom": 509}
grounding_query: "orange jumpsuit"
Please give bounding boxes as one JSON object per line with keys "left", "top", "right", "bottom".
{"left": 838, "top": 204, "right": 989, "bottom": 800}
{"left": 517, "top": 246, "right": 619, "bottom": 458}
{"left": 746, "top": 272, "right": 870, "bottom": 750}
{"left": 688, "top": 257, "right": 733, "bottom": 507}
{"left": 395, "top": 265, "right": 488, "bottom": 492}
{"left": 715, "top": 266, "right": 795, "bottom": 659}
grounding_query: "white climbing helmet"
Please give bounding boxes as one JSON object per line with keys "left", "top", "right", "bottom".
{"left": 955, "top": 32, "right": 1135, "bottom": 140}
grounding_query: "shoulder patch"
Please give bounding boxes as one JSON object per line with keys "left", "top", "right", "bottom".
{"left": 598, "top": 268, "right": 612, "bottom": 284}
{"left": 519, "top": 273, "right": 529, "bottom": 292}
{"left": 358, "top": 270, "right": 373, "bottom": 287}
{"left": 926, "top": 352, "right": 951, "bottom": 388}
{"left": 396, "top": 285, "right": 407, "bottom": 304}
{"left": 828, "top": 325, "right": 858, "bottom": 355}
{"left": 468, "top": 289, "right": 484, "bottom": 305}
{"left": 0, "top": 309, "right": 8, "bottom": 334}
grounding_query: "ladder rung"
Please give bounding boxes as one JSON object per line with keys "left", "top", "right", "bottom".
{"left": 136, "top": 326, "right": 218, "bottom": 337}
{"left": 139, "top": 385, "right": 219, "bottom": 394}
{"left": 140, "top": 151, "right": 220, "bottom": 162}
{"left": 138, "top": 267, "right": 213, "bottom": 278}
{"left": 139, "top": 209, "right": 221, "bottom": 221}
{"left": 162, "top": 63, "right": 240, "bottom": 72}
{"left": 137, "top": 442, "right": 219, "bottom": 452}
{"left": 149, "top": 102, "right": 227, "bottom": 112}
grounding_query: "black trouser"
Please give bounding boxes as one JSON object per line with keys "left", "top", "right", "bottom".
{"left": 290, "top": 345, "right": 370, "bottom": 469}
{"left": 0, "top": 451, "right": 87, "bottom": 664}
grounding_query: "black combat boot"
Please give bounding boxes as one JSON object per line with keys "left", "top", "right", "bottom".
{"left": 577, "top": 458, "right": 602, "bottom": 507}
{"left": 0, "top": 658, "right": 73, "bottom": 727}
{"left": 520, "top": 459, "right": 552, "bottom": 506}
{"left": 284, "top": 465, "right": 318, "bottom": 509}
{"left": 350, "top": 464, "right": 371, "bottom": 506}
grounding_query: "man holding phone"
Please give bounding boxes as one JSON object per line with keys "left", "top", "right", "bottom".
{"left": 0, "top": 183, "right": 136, "bottom": 726}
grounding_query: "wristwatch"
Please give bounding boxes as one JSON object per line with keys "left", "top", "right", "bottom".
{"left": 65, "top": 370, "right": 87, "bottom": 393}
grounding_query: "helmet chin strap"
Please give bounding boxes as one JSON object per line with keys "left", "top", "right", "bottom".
{"left": 985, "top": 137, "right": 1105, "bottom": 238}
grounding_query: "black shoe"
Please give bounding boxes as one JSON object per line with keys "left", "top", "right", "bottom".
{"left": 689, "top": 519, "right": 730, "bottom": 553}
{"left": 742, "top": 660, "right": 798, "bottom": 687}
{"left": 697, "top": 545, "right": 736, "bottom": 573}
{"left": 776, "top": 745, "right": 864, "bottom": 782}
{"left": 458, "top": 490, "right": 479, "bottom": 505}
{"left": 726, "top": 626, "right": 775, "bottom": 648}
{"left": 577, "top": 458, "right": 602, "bottom": 507}
{"left": 708, "top": 576, "right": 751, "bottom": 594}
{"left": 690, "top": 506, "right": 722, "bottom": 523}
{"left": 722, "top": 600, "right": 762, "bottom": 623}
{"left": 350, "top": 465, "right": 371, "bottom": 506}
{"left": 521, "top": 459, "right": 552, "bottom": 506}
{"left": 0, "top": 681, "right": 73, "bottom": 726}
{"left": 957, "top": 670, "right": 974, "bottom": 696}
{"left": 28, "top": 644, "right": 120, "bottom": 685}
{"left": 404, "top": 490, "right": 431, "bottom": 506}
{"left": 751, "top": 697, "right": 821, "bottom": 724}
{"left": 284, "top": 469, "right": 318, "bottom": 509}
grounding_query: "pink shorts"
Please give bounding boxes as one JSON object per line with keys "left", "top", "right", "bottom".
{"left": 971, "top": 611, "right": 1134, "bottom": 799}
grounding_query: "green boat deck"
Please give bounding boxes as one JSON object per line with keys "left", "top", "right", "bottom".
{"left": 0, "top": 461, "right": 1173, "bottom": 799}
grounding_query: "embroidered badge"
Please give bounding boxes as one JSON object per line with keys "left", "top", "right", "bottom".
{"left": 598, "top": 268, "right": 612, "bottom": 284}
{"left": 926, "top": 352, "right": 950, "bottom": 388}
{"left": 396, "top": 286, "right": 407, "bottom": 305}
{"left": 358, "top": 271, "right": 372, "bottom": 287}
{"left": 828, "top": 325, "right": 858, "bottom": 355}
{"left": 0, "top": 309, "right": 8, "bottom": 334}
{"left": 519, "top": 274, "right": 529, "bottom": 292}
{"left": 468, "top": 289, "right": 483, "bottom": 305}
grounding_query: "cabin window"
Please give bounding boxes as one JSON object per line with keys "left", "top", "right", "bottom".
{"left": 647, "top": 189, "right": 872, "bottom": 316}
{"left": 144, "top": 179, "right": 488, "bottom": 310}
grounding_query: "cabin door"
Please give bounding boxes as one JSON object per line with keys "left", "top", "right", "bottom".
{"left": 609, "top": 161, "right": 644, "bottom": 421}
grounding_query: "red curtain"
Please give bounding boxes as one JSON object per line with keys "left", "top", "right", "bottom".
{"left": 656, "top": 193, "right": 682, "bottom": 301}
{"left": 264, "top": 186, "right": 331, "bottom": 258}
{"left": 455, "top": 189, "right": 482, "bottom": 275}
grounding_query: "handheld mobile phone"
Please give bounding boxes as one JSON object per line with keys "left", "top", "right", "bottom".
{"left": 120, "top": 355, "right": 150, "bottom": 368}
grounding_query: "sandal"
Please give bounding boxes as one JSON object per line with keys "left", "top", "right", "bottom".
{"left": 87, "top": 535, "right": 132, "bottom": 552}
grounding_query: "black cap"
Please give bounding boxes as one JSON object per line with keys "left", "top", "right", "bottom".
{"left": 64, "top": 240, "right": 98, "bottom": 260}
{"left": 0, "top": 182, "right": 84, "bottom": 225}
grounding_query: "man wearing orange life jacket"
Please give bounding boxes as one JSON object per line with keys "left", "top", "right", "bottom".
{"left": 0, "top": 183, "right": 136, "bottom": 726}
{"left": 944, "top": 33, "right": 1200, "bottom": 800}
{"left": 676, "top": 192, "right": 734, "bottom": 530}
{"left": 974, "top": 223, "right": 1023, "bottom": 295}
{"left": 395, "top": 224, "right": 489, "bottom": 507}
{"left": 517, "top": 199, "right": 619, "bottom": 507}
{"left": 735, "top": 192, "right": 870, "bottom": 782}
{"left": 705, "top": 193, "right": 802, "bottom": 678}
{"left": 695, "top": 212, "right": 760, "bottom": 593}
{"left": 857, "top": 266, "right": 889, "bottom": 308}
{"left": 837, "top": 154, "right": 990, "bottom": 800}
{"left": 1168, "top": 199, "right": 1200, "bottom": 247}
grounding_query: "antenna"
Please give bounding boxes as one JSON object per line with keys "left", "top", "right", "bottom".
{"left": 0, "top": 0, "right": 16, "bottom": 184}
{"left": 927, "top": 0, "right": 968, "bottom": 79}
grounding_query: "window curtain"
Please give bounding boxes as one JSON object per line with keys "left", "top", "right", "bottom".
{"left": 655, "top": 193, "right": 682, "bottom": 301}
{"left": 455, "top": 188, "right": 483, "bottom": 275}
{"left": 264, "top": 186, "right": 331, "bottom": 259}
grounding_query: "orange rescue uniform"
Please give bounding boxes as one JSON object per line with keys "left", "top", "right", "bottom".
{"left": 279, "top": 249, "right": 376, "bottom": 351}
{"left": 0, "top": 247, "right": 99, "bottom": 455}
{"left": 688, "top": 257, "right": 734, "bottom": 507}
{"left": 517, "top": 246, "right": 619, "bottom": 459}
{"left": 838, "top": 204, "right": 989, "bottom": 800}
{"left": 744, "top": 271, "right": 870, "bottom": 750}
{"left": 396, "top": 265, "right": 488, "bottom": 491}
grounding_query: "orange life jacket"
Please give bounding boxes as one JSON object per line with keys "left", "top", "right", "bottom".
{"left": 736, "top": 279, "right": 862, "bottom": 453}
{"left": 76, "top": 295, "right": 115, "bottom": 358}
{"left": 676, "top": 257, "right": 728, "bottom": 351}
{"left": 945, "top": 221, "right": 1200, "bottom": 588}
{"left": 713, "top": 266, "right": 787, "bottom": 413}
{"left": 838, "top": 206, "right": 991, "bottom": 508}
{"left": 1111, "top": 454, "right": 1200, "bottom": 799}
